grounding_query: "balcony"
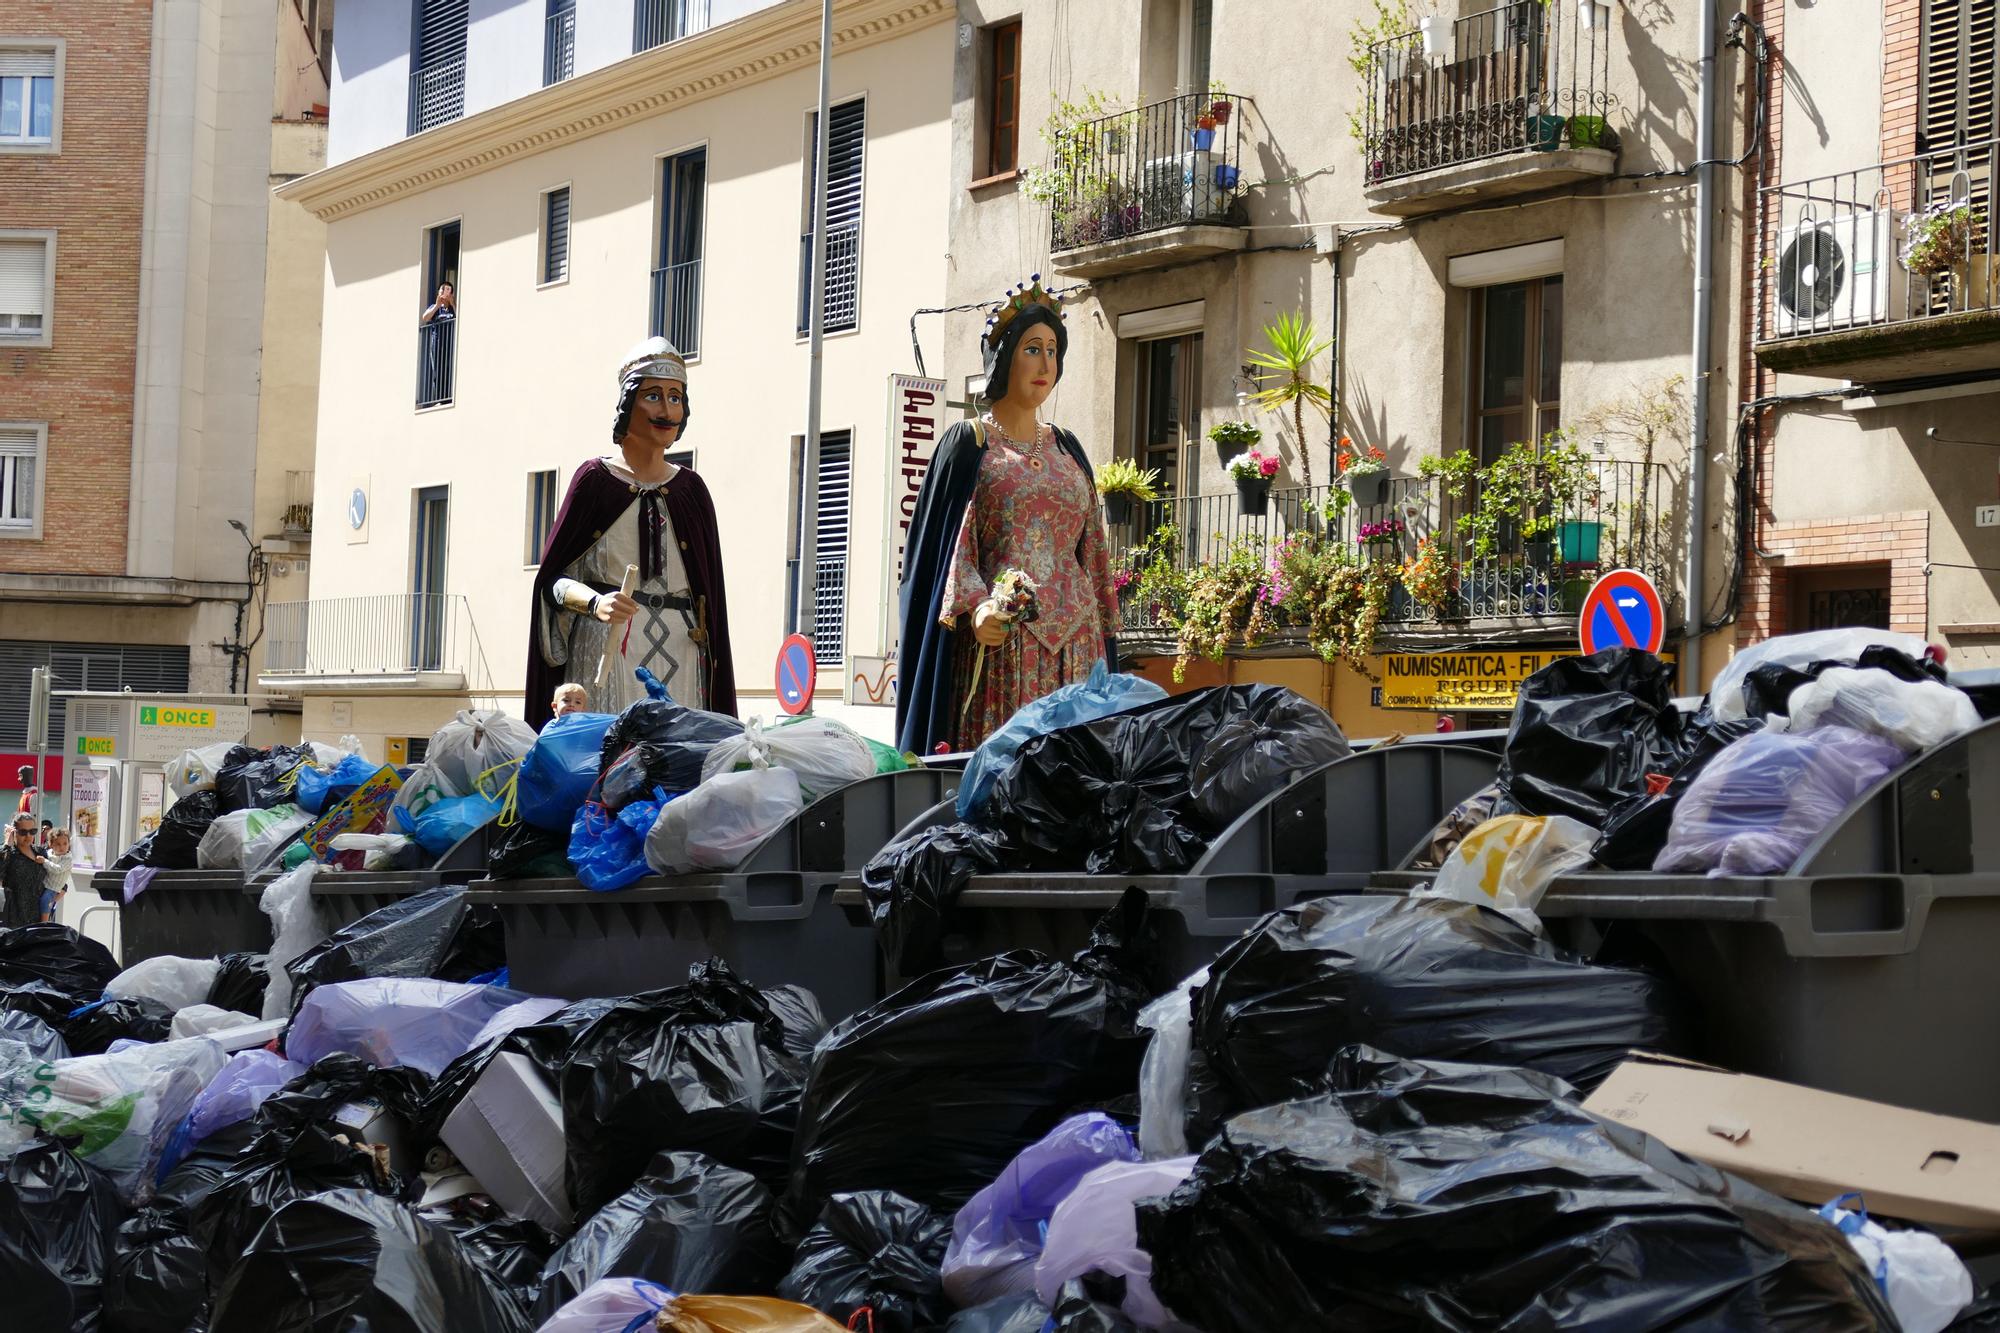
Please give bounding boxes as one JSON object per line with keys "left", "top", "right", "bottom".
{"left": 797, "top": 224, "right": 860, "bottom": 336}
{"left": 1360, "top": 0, "right": 1616, "bottom": 216}
{"left": 1113, "top": 457, "right": 1676, "bottom": 647}
{"left": 1046, "top": 92, "right": 1251, "bottom": 279}
{"left": 417, "top": 318, "right": 455, "bottom": 409}
{"left": 1754, "top": 139, "right": 2000, "bottom": 383}
{"left": 260, "top": 594, "right": 495, "bottom": 692}
{"left": 282, "top": 470, "right": 313, "bottom": 540}
{"left": 408, "top": 56, "right": 466, "bottom": 135}
{"left": 651, "top": 259, "right": 703, "bottom": 356}
{"left": 544, "top": 5, "right": 576, "bottom": 86}
{"left": 634, "top": 0, "right": 709, "bottom": 54}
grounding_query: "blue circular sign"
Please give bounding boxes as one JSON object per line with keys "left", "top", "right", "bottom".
{"left": 776, "top": 633, "right": 817, "bottom": 716}
{"left": 1578, "top": 569, "right": 1666, "bottom": 656}
{"left": 347, "top": 487, "right": 369, "bottom": 530}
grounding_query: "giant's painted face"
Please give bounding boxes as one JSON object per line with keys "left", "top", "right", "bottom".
{"left": 623, "top": 377, "right": 687, "bottom": 454}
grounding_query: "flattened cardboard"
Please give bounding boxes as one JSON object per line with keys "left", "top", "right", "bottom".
{"left": 1583, "top": 1052, "right": 2000, "bottom": 1230}
{"left": 441, "top": 1051, "right": 570, "bottom": 1233}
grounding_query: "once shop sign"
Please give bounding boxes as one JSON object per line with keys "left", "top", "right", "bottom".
{"left": 1380, "top": 650, "right": 1675, "bottom": 711}
{"left": 139, "top": 706, "right": 215, "bottom": 728}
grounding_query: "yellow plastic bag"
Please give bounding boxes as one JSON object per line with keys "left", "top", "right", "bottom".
{"left": 657, "top": 1296, "right": 846, "bottom": 1333}
{"left": 1419, "top": 813, "right": 1597, "bottom": 927}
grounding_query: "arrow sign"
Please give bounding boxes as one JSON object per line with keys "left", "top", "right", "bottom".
{"left": 1578, "top": 568, "right": 1666, "bottom": 656}
{"left": 776, "top": 633, "right": 818, "bottom": 716}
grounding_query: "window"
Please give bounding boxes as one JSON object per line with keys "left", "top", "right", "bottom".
{"left": 1795, "top": 565, "right": 1893, "bottom": 631}
{"left": 798, "top": 98, "right": 866, "bottom": 336}
{"left": 0, "top": 233, "right": 52, "bottom": 346}
{"left": 544, "top": 0, "right": 577, "bottom": 86}
{"left": 411, "top": 486, "right": 450, "bottom": 671}
{"left": 0, "top": 44, "right": 59, "bottom": 152}
{"left": 409, "top": 0, "right": 469, "bottom": 134}
{"left": 0, "top": 641, "right": 189, "bottom": 749}
{"left": 1921, "top": 0, "right": 1997, "bottom": 151}
{"left": 542, "top": 186, "right": 570, "bottom": 286}
{"left": 986, "top": 21, "right": 1022, "bottom": 177}
{"left": 808, "top": 431, "right": 852, "bottom": 661}
{"left": 417, "top": 221, "right": 459, "bottom": 409}
{"left": 1183, "top": 0, "right": 1214, "bottom": 95}
{"left": 635, "top": 0, "right": 709, "bottom": 53}
{"left": 525, "top": 469, "right": 559, "bottom": 564}
{"left": 1472, "top": 275, "right": 1562, "bottom": 464}
{"left": 0, "top": 423, "right": 42, "bottom": 539}
{"left": 653, "top": 148, "right": 706, "bottom": 354}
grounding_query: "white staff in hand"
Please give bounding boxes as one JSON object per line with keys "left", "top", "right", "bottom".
{"left": 596, "top": 563, "right": 639, "bottom": 688}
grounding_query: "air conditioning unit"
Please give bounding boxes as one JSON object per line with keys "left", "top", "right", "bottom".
{"left": 1140, "top": 149, "right": 1224, "bottom": 224}
{"left": 1774, "top": 209, "right": 1900, "bottom": 335}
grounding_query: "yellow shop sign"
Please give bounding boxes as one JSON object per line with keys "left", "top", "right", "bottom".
{"left": 139, "top": 705, "right": 215, "bottom": 728}
{"left": 74, "top": 736, "right": 115, "bottom": 757}
{"left": 1379, "top": 650, "right": 1674, "bottom": 711}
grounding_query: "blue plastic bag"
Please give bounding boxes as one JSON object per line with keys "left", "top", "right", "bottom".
{"left": 294, "top": 753, "right": 380, "bottom": 816}
{"left": 512, "top": 711, "right": 615, "bottom": 831}
{"left": 957, "top": 662, "right": 1168, "bottom": 819}
{"left": 155, "top": 1048, "right": 304, "bottom": 1183}
{"left": 394, "top": 792, "right": 503, "bottom": 857}
{"left": 569, "top": 795, "right": 669, "bottom": 892}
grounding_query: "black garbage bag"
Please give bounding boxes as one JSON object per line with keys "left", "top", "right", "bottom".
{"left": 532, "top": 1151, "right": 784, "bottom": 1322}
{"left": 1139, "top": 1046, "right": 1898, "bottom": 1332}
{"left": 0, "top": 980, "right": 94, "bottom": 1028}
{"left": 1592, "top": 712, "right": 1766, "bottom": 870}
{"left": 208, "top": 1188, "right": 532, "bottom": 1333}
{"left": 214, "top": 744, "right": 316, "bottom": 814}
{"left": 1950, "top": 1293, "right": 2000, "bottom": 1330}
{"left": 762, "top": 984, "right": 829, "bottom": 1065}
{"left": 486, "top": 819, "right": 571, "bottom": 879}
{"left": 103, "top": 1121, "right": 258, "bottom": 1333}
{"left": 1049, "top": 1274, "right": 1140, "bottom": 1333}
{"left": 59, "top": 993, "right": 174, "bottom": 1056}
{"left": 416, "top": 1198, "right": 559, "bottom": 1317}
{"left": 1741, "top": 642, "right": 1949, "bottom": 721}
{"left": 859, "top": 821, "right": 1012, "bottom": 978}
{"left": 284, "top": 884, "right": 504, "bottom": 1007}
{"left": 783, "top": 890, "right": 1153, "bottom": 1233}
{"left": 0, "top": 921, "right": 119, "bottom": 995}
{"left": 0, "top": 1007, "right": 69, "bottom": 1059}
{"left": 590, "top": 698, "right": 744, "bottom": 810}
{"left": 1184, "top": 896, "right": 1685, "bottom": 1144}
{"left": 207, "top": 951, "right": 270, "bottom": 1016}
{"left": 144, "top": 789, "right": 223, "bottom": 869}
{"left": 0, "top": 1139, "right": 125, "bottom": 1332}
{"left": 1497, "top": 648, "right": 1689, "bottom": 826}
{"left": 110, "top": 832, "right": 156, "bottom": 873}
{"left": 777, "top": 1189, "right": 951, "bottom": 1333}
{"left": 561, "top": 960, "right": 806, "bottom": 1217}
{"left": 945, "top": 1294, "right": 1054, "bottom": 1333}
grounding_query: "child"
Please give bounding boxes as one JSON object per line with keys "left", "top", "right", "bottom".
{"left": 40, "top": 827, "right": 71, "bottom": 923}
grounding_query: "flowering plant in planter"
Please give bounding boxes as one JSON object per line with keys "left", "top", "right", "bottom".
{"left": 1268, "top": 534, "right": 1393, "bottom": 676}
{"left": 1227, "top": 450, "right": 1282, "bottom": 483}
{"left": 1357, "top": 518, "right": 1406, "bottom": 547}
{"left": 1902, "top": 198, "right": 1980, "bottom": 278}
{"left": 1400, "top": 536, "right": 1459, "bottom": 619}
{"left": 1209, "top": 419, "right": 1262, "bottom": 453}
{"left": 1337, "top": 437, "right": 1388, "bottom": 477}
{"left": 1172, "top": 538, "right": 1277, "bottom": 681}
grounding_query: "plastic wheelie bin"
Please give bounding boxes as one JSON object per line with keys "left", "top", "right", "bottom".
{"left": 466, "top": 764, "right": 960, "bottom": 1019}
{"left": 307, "top": 822, "right": 497, "bottom": 930}
{"left": 89, "top": 864, "right": 274, "bottom": 966}
{"left": 836, "top": 740, "right": 1501, "bottom": 991}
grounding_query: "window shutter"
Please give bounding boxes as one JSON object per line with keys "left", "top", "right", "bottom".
{"left": 417, "top": 0, "right": 470, "bottom": 66}
{"left": 0, "top": 51, "right": 55, "bottom": 79}
{"left": 0, "top": 428, "right": 36, "bottom": 527}
{"left": 812, "top": 431, "right": 852, "bottom": 662}
{"left": 1923, "top": 0, "right": 1998, "bottom": 150}
{"left": 544, "top": 187, "right": 570, "bottom": 284}
{"left": 0, "top": 240, "right": 47, "bottom": 316}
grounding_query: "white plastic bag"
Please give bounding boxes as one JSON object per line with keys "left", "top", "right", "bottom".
{"left": 308, "top": 739, "right": 360, "bottom": 767}
{"left": 197, "top": 803, "right": 311, "bottom": 870}
{"left": 1778, "top": 667, "right": 1981, "bottom": 754}
{"left": 533, "top": 1277, "right": 674, "bottom": 1333}
{"left": 169, "top": 742, "right": 239, "bottom": 800}
{"left": 1710, "top": 629, "right": 1931, "bottom": 722}
{"left": 1035, "top": 1157, "right": 1198, "bottom": 1329}
{"left": 646, "top": 766, "right": 804, "bottom": 873}
{"left": 287, "top": 978, "right": 540, "bottom": 1077}
{"left": 389, "top": 761, "right": 462, "bottom": 830}
{"left": 1822, "top": 1200, "right": 1973, "bottom": 1333}
{"left": 167, "top": 1004, "right": 261, "bottom": 1041}
{"left": 426, "top": 709, "right": 538, "bottom": 797}
{"left": 259, "top": 861, "right": 327, "bottom": 1020}
{"left": 329, "top": 831, "right": 416, "bottom": 871}
{"left": 1420, "top": 814, "right": 1598, "bottom": 927}
{"left": 106, "top": 954, "right": 221, "bottom": 1012}
{"left": 1136, "top": 966, "right": 1209, "bottom": 1160}
{"left": 700, "top": 716, "right": 876, "bottom": 802}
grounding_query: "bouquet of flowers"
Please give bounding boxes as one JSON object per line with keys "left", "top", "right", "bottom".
{"left": 1337, "top": 436, "right": 1388, "bottom": 477}
{"left": 964, "top": 569, "right": 1039, "bottom": 722}
{"left": 1227, "top": 450, "right": 1282, "bottom": 483}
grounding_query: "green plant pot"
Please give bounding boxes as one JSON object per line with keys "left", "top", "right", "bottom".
{"left": 1560, "top": 576, "right": 1594, "bottom": 614}
{"left": 1524, "top": 538, "right": 1553, "bottom": 567}
{"left": 1236, "top": 477, "right": 1270, "bottom": 516}
{"left": 1527, "top": 113, "right": 1565, "bottom": 152}
{"left": 1568, "top": 114, "right": 1609, "bottom": 148}
{"left": 1102, "top": 492, "right": 1133, "bottom": 525}
{"left": 1557, "top": 520, "right": 1603, "bottom": 564}
{"left": 1349, "top": 471, "right": 1390, "bottom": 507}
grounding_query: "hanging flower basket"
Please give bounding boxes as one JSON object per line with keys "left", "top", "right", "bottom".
{"left": 1236, "top": 476, "right": 1271, "bottom": 515}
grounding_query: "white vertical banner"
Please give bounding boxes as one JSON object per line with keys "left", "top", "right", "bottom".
{"left": 879, "top": 373, "right": 948, "bottom": 654}
{"left": 69, "top": 766, "right": 106, "bottom": 871}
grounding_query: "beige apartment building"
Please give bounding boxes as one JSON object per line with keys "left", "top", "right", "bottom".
{"left": 272, "top": 0, "right": 952, "bottom": 755}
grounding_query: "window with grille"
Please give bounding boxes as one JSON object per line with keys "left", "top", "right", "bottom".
{"left": 0, "top": 234, "right": 51, "bottom": 342}
{"left": 525, "top": 469, "right": 559, "bottom": 564}
{"left": 0, "top": 425, "right": 40, "bottom": 536}
{"left": 986, "top": 22, "right": 1022, "bottom": 176}
{"left": 0, "top": 47, "right": 58, "bottom": 149}
{"left": 635, "top": 0, "right": 709, "bottom": 54}
{"left": 410, "top": 0, "right": 469, "bottom": 135}
{"left": 542, "top": 186, "right": 571, "bottom": 285}
{"left": 1794, "top": 565, "right": 1893, "bottom": 631}
{"left": 654, "top": 148, "right": 706, "bottom": 354}
{"left": 0, "top": 642, "right": 190, "bottom": 749}
{"left": 544, "top": 0, "right": 576, "bottom": 86}
{"left": 798, "top": 98, "right": 866, "bottom": 336}
{"left": 811, "top": 431, "right": 852, "bottom": 662}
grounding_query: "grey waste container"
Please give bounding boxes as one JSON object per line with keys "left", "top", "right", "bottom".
{"left": 836, "top": 741, "right": 1501, "bottom": 992}
{"left": 307, "top": 822, "right": 495, "bottom": 930}
{"left": 467, "top": 765, "right": 959, "bottom": 1020}
{"left": 90, "top": 867, "right": 271, "bottom": 965}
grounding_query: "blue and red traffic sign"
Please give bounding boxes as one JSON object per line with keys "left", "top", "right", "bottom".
{"left": 776, "top": 633, "right": 818, "bottom": 716}
{"left": 1578, "top": 569, "right": 1666, "bottom": 656}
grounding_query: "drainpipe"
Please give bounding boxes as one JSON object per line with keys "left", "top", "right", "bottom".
{"left": 1683, "top": 0, "right": 1721, "bottom": 695}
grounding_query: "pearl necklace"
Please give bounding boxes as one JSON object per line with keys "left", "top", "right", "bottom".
{"left": 984, "top": 413, "right": 1048, "bottom": 471}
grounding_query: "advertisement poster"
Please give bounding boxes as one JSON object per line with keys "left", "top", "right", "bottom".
{"left": 878, "top": 374, "right": 948, "bottom": 653}
{"left": 137, "top": 771, "right": 165, "bottom": 841}
{"left": 69, "top": 766, "right": 107, "bottom": 871}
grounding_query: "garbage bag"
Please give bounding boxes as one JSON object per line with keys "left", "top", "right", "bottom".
{"left": 701, "top": 716, "right": 877, "bottom": 803}
{"left": 784, "top": 890, "right": 1153, "bottom": 1232}
{"left": 0, "top": 979, "right": 93, "bottom": 1030}
{"left": 167, "top": 1003, "right": 262, "bottom": 1041}
{"left": 285, "top": 884, "right": 504, "bottom": 1004}
{"left": 102, "top": 1122, "right": 256, "bottom": 1333}
{"left": 777, "top": 1189, "right": 951, "bottom": 1333}
{"left": 288, "top": 977, "right": 538, "bottom": 1078}
{"left": 1496, "top": 648, "right": 1689, "bottom": 826}
{"left": 569, "top": 795, "right": 668, "bottom": 892}
{"left": 214, "top": 744, "right": 316, "bottom": 815}
{"left": 945, "top": 1295, "right": 1054, "bottom": 1333}
{"left": 1743, "top": 642, "right": 1952, "bottom": 723}
{"left": 857, "top": 821, "right": 1010, "bottom": 977}
{"left": 170, "top": 741, "right": 247, "bottom": 800}
{"left": 197, "top": 802, "right": 311, "bottom": 869}
{"left": 293, "top": 752, "right": 382, "bottom": 816}
{"left": 958, "top": 662, "right": 1169, "bottom": 820}
{"left": 0, "top": 1137, "right": 125, "bottom": 1331}
{"left": 1185, "top": 896, "right": 1685, "bottom": 1143}
{"left": 155, "top": 1048, "right": 305, "bottom": 1180}
{"left": 1135, "top": 970, "right": 1207, "bottom": 1161}
{"left": 208, "top": 1188, "right": 533, "bottom": 1333}
{"left": 658, "top": 1295, "right": 847, "bottom": 1333}
{"left": 390, "top": 759, "right": 462, "bottom": 830}
{"left": 1590, "top": 713, "right": 1765, "bottom": 871}
{"left": 1409, "top": 781, "right": 1517, "bottom": 870}
{"left": 1418, "top": 812, "right": 1598, "bottom": 927}
{"left": 259, "top": 862, "right": 327, "bottom": 1020}
{"left": 397, "top": 790, "right": 505, "bottom": 857}
{"left": 1138, "top": 1046, "right": 1901, "bottom": 1332}
{"left": 1046, "top": 1274, "right": 1141, "bottom": 1333}
{"left": 428, "top": 708, "right": 541, "bottom": 800}
{"left": 1655, "top": 725, "right": 1908, "bottom": 875}
{"left": 489, "top": 818, "right": 574, "bottom": 879}
{"left": 533, "top": 1278, "right": 673, "bottom": 1333}
{"left": 593, "top": 698, "right": 744, "bottom": 810}
{"left": 208, "top": 951, "right": 271, "bottom": 1016}
{"left": 1712, "top": 628, "right": 1933, "bottom": 722}
{"left": 1034, "top": 1158, "right": 1195, "bottom": 1330}
{"left": 0, "top": 922, "right": 118, "bottom": 996}
{"left": 560, "top": 960, "right": 806, "bottom": 1217}
{"left": 419, "top": 1196, "right": 561, "bottom": 1317}
{"left": 417, "top": 994, "right": 621, "bottom": 1145}
{"left": 1821, "top": 1196, "right": 1973, "bottom": 1333}
{"left": 533, "top": 1151, "right": 785, "bottom": 1322}
{"left": 107, "top": 954, "right": 222, "bottom": 1012}
{"left": 140, "top": 788, "right": 223, "bottom": 870}
{"left": 61, "top": 994, "right": 175, "bottom": 1056}
{"left": 511, "top": 711, "right": 616, "bottom": 831}
{"left": 0, "top": 1007, "right": 69, "bottom": 1060}
{"left": 1779, "top": 667, "right": 1982, "bottom": 754}
{"left": 647, "top": 767, "right": 803, "bottom": 873}
{"left": 941, "top": 1112, "right": 1140, "bottom": 1308}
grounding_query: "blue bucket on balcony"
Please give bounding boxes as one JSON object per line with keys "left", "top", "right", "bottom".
{"left": 1557, "top": 520, "right": 1602, "bottom": 564}
{"left": 1214, "top": 163, "right": 1240, "bottom": 189}
{"left": 1527, "top": 113, "right": 1565, "bottom": 151}
{"left": 1191, "top": 127, "right": 1217, "bottom": 151}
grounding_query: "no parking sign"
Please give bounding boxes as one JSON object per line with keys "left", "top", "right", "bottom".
{"left": 1577, "top": 569, "right": 1666, "bottom": 656}
{"left": 776, "top": 633, "right": 818, "bottom": 715}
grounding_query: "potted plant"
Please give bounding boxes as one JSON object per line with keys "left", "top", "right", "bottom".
{"left": 1228, "top": 449, "right": 1280, "bottom": 514}
{"left": 1209, "top": 94, "right": 1232, "bottom": 125}
{"left": 1903, "top": 198, "right": 1986, "bottom": 304}
{"left": 1171, "top": 537, "right": 1277, "bottom": 681}
{"left": 1248, "top": 312, "right": 1334, "bottom": 491}
{"left": 1420, "top": 12, "right": 1452, "bottom": 58}
{"left": 1209, "top": 418, "right": 1262, "bottom": 463}
{"left": 1568, "top": 114, "right": 1612, "bottom": 148}
{"left": 1527, "top": 99, "right": 1565, "bottom": 151}
{"left": 1338, "top": 436, "right": 1391, "bottom": 506}
{"left": 1192, "top": 112, "right": 1219, "bottom": 151}
{"left": 1095, "top": 457, "right": 1161, "bottom": 526}
{"left": 1214, "top": 162, "right": 1241, "bottom": 190}
{"left": 1355, "top": 517, "right": 1407, "bottom": 555}
{"left": 1538, "top": 437, "right": 1605, "bottom": 564}
{"left": 1400, "top": 535, "right": 1459, "bottom": 621}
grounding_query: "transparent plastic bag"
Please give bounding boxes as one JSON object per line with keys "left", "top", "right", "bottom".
{"left": 1778, "top": 668, "right": 1981, "bottom": 755}
{"left": 1034, "top": 1156, "right": 1197, "bottom": 1330}
{"left": 958, "top": 661, "right": 1168, "bottom": 819}
{"left": 647, "top": 767, "right": 802, "bottom": 874}
{"left": 1821, "top": 1196, "right": 1973, "bottom": 1333}
{"left": 701, "top": 717, "right": 875, "bottom": 803}
{"left": 429, "top": 709, "right": 540, "bottom": 798}
{"left": 169, "top": 742, "right": 240, "bottom": 800}
{"left": 155, "top": 1047, "right": 304, "bottom": 1179}
{"left": 286, "top": 977, "right": 539, "bottom": 1077}
{"left": 658, "top": 1295, "right": 846, "bottom": 1333}
{"left": 1136, "top": 967, "right": 1209, "bottom": 1160}
{"left": 1419, "top": 813, "right": 1599, "bottom": 928}
{"left": 258, "top": 862, "right": 327, "bottom": 1020}
{"left": 106, "top": 954, "right": 221, "bottom": 1012}
{"left": 166, "top": 1004, "right": 261, "bottom": 1041}
{"left": 390, "top": 760, "right": 463, "bottom": 830}
{"left": 533, "top": 1277, "right": 674, "bottom": 1333}
{"left": 1710, "top": 629, "right": 1931, "bottom": 722}
{"left": 1656, "top": 726, "right": 1908, "bottom": 875}
{"left": 197, "top": 803, "right": 311, "bottom": 870}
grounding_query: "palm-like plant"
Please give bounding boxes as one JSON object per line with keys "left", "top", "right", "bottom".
{"left": 1248, "top": 313, "right": 1334, "bottom": 492}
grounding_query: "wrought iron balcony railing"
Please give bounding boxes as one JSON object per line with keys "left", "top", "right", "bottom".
{"left": 282, "top": 469, "right": 313, "bottom": 538}
{"left": 1362, "top": 0, "right": 1613, "bottom": 183}
{"left": 544, "top": 5, "right": 576, "bottom": 86}
{"left": 263, "top": 594, "right": 493, "bottom": 687}
{"left": 634, "top": 0, "right": 709, "bottom": 54}
{"left": 408, "top": 56, "right": 466, "bottom": 135}
{"left": 417, "top": 319, "right": 455, "bottom": 409}
{"left": 1047, "top": 92, "right": 1248, "bottom": 251}
{"left": 650, "top": 259, "right": 703, "bottom": 357}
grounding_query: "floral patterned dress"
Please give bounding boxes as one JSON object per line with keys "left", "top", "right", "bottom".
{"left": 940, "top": 422, "right": 1121, "bottom": 751}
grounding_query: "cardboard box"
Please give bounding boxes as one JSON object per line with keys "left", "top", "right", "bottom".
{"left": 1583, "top": 1053, "right": 2000, "bottom": 1230}
{"left": 333, "top": 1096, "right": 414, "bottom": 1179}
{"left": 441, "top": 1052, "right": 570, "bottom": 1233}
